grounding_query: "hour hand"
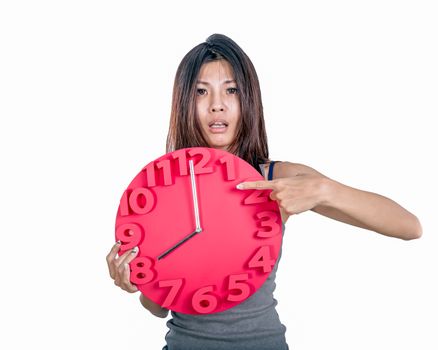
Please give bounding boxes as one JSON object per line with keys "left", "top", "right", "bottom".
{"left": 157, "top": 229, "right": 201, "bottom": 260}
{"left": 189, "top": 159, "right": 202, "bottom": 232}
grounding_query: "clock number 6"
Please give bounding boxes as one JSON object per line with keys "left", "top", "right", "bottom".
{"left": 130, "top": 256, "right": 156, "bottom": 285}
{"left": 192, "top": 286, "right": 218, "bottom": 314}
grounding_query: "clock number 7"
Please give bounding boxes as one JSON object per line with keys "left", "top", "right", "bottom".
{"left": 158, "top": 279, "right": 184, "bottom": 308}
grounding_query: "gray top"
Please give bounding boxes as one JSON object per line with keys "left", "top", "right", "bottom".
{"left": 162, "top": 163, "right": 288, "bottom": 350}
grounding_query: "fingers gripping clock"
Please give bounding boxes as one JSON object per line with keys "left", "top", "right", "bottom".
{"left": 115, "top": 147, "right": 282, "bottom": 314}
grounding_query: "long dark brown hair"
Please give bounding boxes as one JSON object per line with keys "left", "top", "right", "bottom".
{"left": 166, "top": 33, "right": 269, "bottom": 171}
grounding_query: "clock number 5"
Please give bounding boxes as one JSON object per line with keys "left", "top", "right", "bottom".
{"left": 227, "top": 274, "right": 251, "bottom": 302}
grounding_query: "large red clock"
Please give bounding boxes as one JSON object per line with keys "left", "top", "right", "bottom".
{"left": 115, "top": 147, "right": 282, "bottom": 314}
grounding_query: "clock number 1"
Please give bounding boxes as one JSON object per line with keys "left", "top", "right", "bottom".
{"left": 218, "top": 155, "right": 236, "bottom": 181}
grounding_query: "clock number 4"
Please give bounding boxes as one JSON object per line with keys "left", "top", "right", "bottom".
{"left": 248, "top": 246, "right": 275, "bottom": 273}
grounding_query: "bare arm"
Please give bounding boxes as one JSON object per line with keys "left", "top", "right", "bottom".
{"left": 242, "top": 162, "right": 422, "bottom": 240}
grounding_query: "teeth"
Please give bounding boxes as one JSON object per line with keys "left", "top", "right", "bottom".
{"left": 210, "top": 122, "right": 227, "bottom": 128}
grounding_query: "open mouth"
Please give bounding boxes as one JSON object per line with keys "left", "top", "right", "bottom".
{"left": 208, "top": 120, "right": 229, "bottom": 129}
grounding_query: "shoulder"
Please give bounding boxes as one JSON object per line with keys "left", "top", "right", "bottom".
{"left": 265, "top": 161, "right": 323, "bottom": 180}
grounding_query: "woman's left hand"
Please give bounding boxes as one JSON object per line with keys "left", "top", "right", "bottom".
{"left": 237, "top": 173, "right": 329, "bottom": 216}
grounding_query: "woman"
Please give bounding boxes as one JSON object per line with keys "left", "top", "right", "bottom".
{"left": 106, "top": 34, "right": 422, "bottom": 350}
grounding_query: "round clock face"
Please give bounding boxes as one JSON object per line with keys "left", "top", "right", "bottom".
{"left": 115, "top": 147, "right": 282, "bottom": 314}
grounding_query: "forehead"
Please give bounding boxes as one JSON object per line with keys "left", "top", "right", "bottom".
{"left": 198, "top": 60, "right": 235, "bottom": 81}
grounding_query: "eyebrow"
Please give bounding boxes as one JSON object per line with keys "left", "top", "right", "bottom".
{"left": 196, "top": 79, "right": 236, "bottom": 85}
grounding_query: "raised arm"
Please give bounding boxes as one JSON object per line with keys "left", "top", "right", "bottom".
{"left": 238, "top": 162, "right": 422, "bottom": 240}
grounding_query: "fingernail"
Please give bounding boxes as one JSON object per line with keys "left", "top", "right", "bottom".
{"left": 116, "top": 240, "right": 121, "bottom": 245}
{"left": 124, "top": 263, "right": 129, "bottom": 270}
{"left": 236, "top": 183, "right": 243, "bottom": 189}
{"left": 131, "top": 246, "right": 138, "bottom": 254}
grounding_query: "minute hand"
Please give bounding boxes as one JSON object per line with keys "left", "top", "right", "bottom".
{"left": 189, "top": 159, "right": 202, "bottom": 232}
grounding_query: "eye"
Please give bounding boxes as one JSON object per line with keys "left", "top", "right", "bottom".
{"left": 197, "top": 88, "right": 207, "bottom": 96}
{"left": 227, "top": 87, "right": 239, "bottom": 94}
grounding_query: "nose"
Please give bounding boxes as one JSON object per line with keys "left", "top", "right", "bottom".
{"left": 210, "top": 92, "right": 225, "bottom": 113}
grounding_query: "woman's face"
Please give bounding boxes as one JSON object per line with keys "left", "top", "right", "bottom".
{"left": 196, "top": 60, "right": 241, "bottom": 151}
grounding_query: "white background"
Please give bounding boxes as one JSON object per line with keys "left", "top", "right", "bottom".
{"left": 1, "top": 1, "right": 437, "bottom": 349}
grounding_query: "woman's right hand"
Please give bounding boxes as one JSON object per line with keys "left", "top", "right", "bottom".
{"left": 106, "top": 241, "right": 139, "bottom": 293}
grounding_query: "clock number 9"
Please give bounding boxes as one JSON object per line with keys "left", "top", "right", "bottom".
{"left": 192, "top": 286, "right": 218, "bottom": 314}
{"left": 119, "top": 188, "right": 155, "bottom": 216}
{"left": 248, "top": 246, "right": 275, "bottom": 273}
{"left": 255, "top": 211, "right": 281, "bottom": 238}
{"left": 130, "top": 256, "right": 156, "bottom": 285}
{"left": 115, "top": 223, "right": 143, "bottom": 251}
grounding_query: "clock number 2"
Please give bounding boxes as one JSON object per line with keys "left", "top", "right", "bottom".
{"left": 243, "top": 190, "right": 270, "bottom": 205}
{"left": 130, "top": 256, "right": 156, "bottom": 285}
{"left": 119, "top": 188, "right": 155, "bottom": 216}
{"left": 192, "top": 286, "right": 219, "bottom": 314}
{"left": 158, "top": 279, "right": 184, "bottom": 308}
{"left": 255, "top": 211, "right": 281, "bottom": 238}
{"left": 248, "top": 246, "right": 275, "bottom": 273}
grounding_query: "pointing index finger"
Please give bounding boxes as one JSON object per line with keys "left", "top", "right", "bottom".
{"left": 236, "top": 180, "right": 275, "bottom": 190}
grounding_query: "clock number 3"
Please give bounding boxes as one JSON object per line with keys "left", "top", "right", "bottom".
{"left": 255, "top": 211, "right": 281, "bottom": 238}
{"left": 130, "top": 256, "right": 156, "bottom": 285}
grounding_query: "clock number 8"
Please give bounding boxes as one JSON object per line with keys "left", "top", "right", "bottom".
{"left": 192, "top": 286, "right": 218, "bottom": 314}
{"left": 130, "top": 256, "right": 156, "bottom": 285}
